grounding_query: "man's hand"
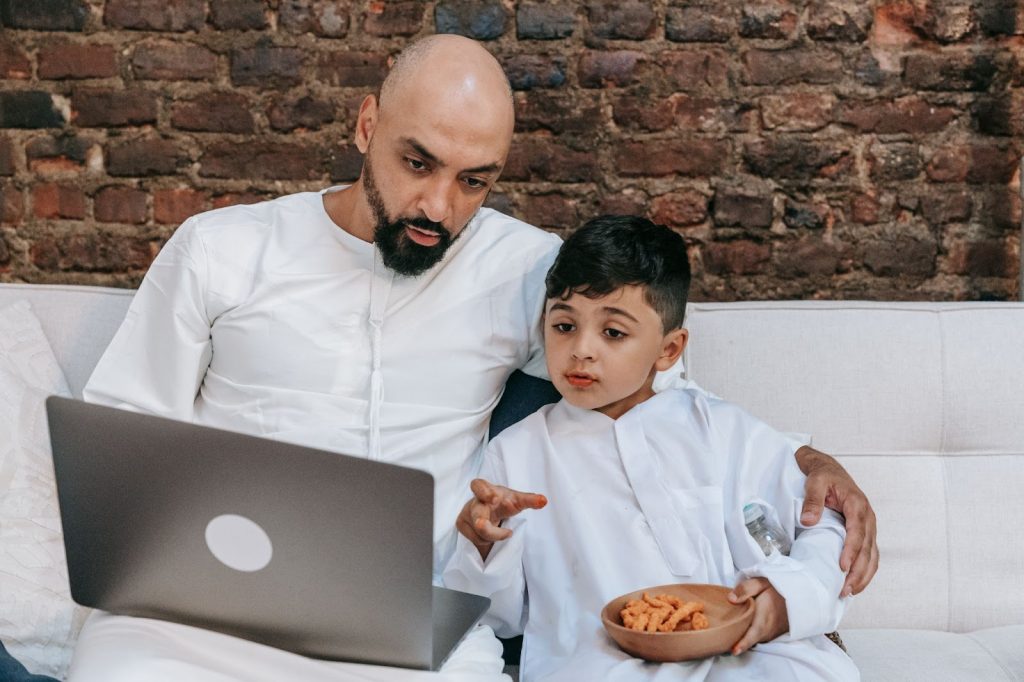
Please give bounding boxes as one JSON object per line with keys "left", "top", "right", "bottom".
{"left": 795, "top": 445, "right": 879, "bottom": 597}
{"left": 455, "top": 478, "right": 547, "bottom": 560}
{"left": 727, "top": 578, "right": 788, "bottom": 655}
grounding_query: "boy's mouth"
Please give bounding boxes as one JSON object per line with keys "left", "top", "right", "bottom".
{"left": 565, "top": 372, "right": 596, "bottom": 388}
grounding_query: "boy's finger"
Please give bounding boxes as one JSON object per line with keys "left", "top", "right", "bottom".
{"left": 728, "top": 577, "right": 770, "bottom": 603}
{"left": 470, "top": 478, "right": 498, "bottom": 503}
{"left": 473, "top": 516, "right": 513, "bottom": 542}
{"left": 512, "top": 491, "right": 548, "bottom": 511}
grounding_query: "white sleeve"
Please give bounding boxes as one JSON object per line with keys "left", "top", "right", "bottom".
{"left": 442, "top": 445, "right": 528, "bottom": 638}
{"left": 709, "top": 399, "right": 848, "bottom": 640}
{"left": 520, "top": 237, "right": 561, "bottom": 380}
{"left": 83, "top": 217, "right": 213, "bottom": 421}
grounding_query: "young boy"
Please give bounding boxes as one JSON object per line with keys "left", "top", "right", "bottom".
{"left": 443, "top": 216, "right": 859, "bottom": 681}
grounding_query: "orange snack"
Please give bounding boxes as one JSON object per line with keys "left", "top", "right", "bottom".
{"left": 619, "top": 593, "right": 708, "bottom": 633}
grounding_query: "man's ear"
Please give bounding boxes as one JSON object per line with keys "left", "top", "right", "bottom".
{"left": 654, "top": 328, "right": 688, "bottom": 372}
{"left": 354, "top": 95, "right": 378, "bottom": 154}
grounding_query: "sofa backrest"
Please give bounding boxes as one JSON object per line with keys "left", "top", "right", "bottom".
{"left": 0, "top": 283, "right": 133, "bottom": 398}
{"left": 4, "top": 284, "right": 1022, "bottom": 633}
{"left": 684, "top": 301, "right": 1024, "bottom": 633}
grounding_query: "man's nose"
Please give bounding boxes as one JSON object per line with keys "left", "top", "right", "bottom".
{"left": 417, "top": 176, "right": 454, "bottom": 225}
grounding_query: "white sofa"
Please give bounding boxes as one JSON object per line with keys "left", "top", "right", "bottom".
{"left": 2, "top": 283, "right": 1023, "bottom": 681}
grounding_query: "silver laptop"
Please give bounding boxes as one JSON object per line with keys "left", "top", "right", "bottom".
{"left": 45, "top": 396, "right": 490, "bottom": 671}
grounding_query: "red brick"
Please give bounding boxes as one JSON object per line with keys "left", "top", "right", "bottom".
{"left": 972, "top": 92, "right": 1024, "bottom": 137}
{"left": 599, "top": 191, "right": 648, "bottom": 217}
{"left": 615, "top": 139, "right": 729, "bottom": 178}
{"left": 783, "top": 200, "right": 830, "bottom": 229}
{"left": 72, "top": 89, "right": 158, "bottom": 127}
{"left": 32, "top": 183, "right": 85, "bottom": 219}
{"left": 317, "top": 51, "right": 388, "bottom": 88}
{"left": 744, "top": 139, "right": 852, "bottom": 181}
{"left": 94, "top": 185, "right": 147, "bottom": 224}
{"left": 862, "top": 234, "right": 937, "bottom": 277}
{"left": 279, "top": 0, "right": 351, "bottom": 38}
{"left": 106, "top": 138, "right": 182, "bottom": 177}
{"left": 777, "top": 236, "right": 844, "bottom": 276}
{"left": 666, "top": 6, "right": 734, "bottom": 43}
{"left": 1, "top": 183, "right": 24, "bottom": 225}
{"left": 739, "top": 1, "right": 799, "bottom": 40}
{"left": 927, "top": 4, "right": 976, "bottom": 42}
{"left": 210, "top": 0, "right": 268, "bottom": 30}
{"left": 212, "top": 191, "right": 267, "bottom": 209}
{"left": 517, "top": 193, "right": 578, "bottom": 230}
{"left": 650, "top": 190, "right": 709, "bottom": 227}
{"left": 870, "top": 1, "right": 924, "bottom": 49}
{"left": 705, "top": 240, "right": 771, "bottom": 275}
{"left": 231, "top": 45, "right": 305, "bottom": 88}
{"left": 329, "top": 145, "right": 363, "bottom": 182}
{"left": 904, "top": 52, "right": 998, "bottom": 92}
{"left": 132, "top": 42, "right": 219, "bottom": 81}
{"left": 434, "top": 0, "right": 509, "bottom": 40}
{"left": 0, "top": 42, "right": 32, "bottom": 79}
{"left": 660, "top": 51, "right": 729, "bottom": 92}
{"left": 761, "top": 94, "right": 836, "bottom": 132}
{"left": 587, "top": 1, "right": 657, "bottom": 41}
{"left": 364, "top": 1, "right": 424, "bottom": 37}
{"left": 921, "top": 190, "right": 972, "bottom": 225}
{"left": 514, "top": 92, "right": 603, "bottom": 135}
{"left": 38, "top": 44, "right": 118, "bottom": 79}
{"left": 838, "top": 96, "right": 957, "bottom": 134}
{"left": 579, "top": 50, "right": 648, "bottom": 88}
{"left": 154, "top": 188, "right": 206, "bottom": 224}
{"left": 516, "top": 2, "right": 575, "bottom": 40}
{"left": 867, "top": 143, "right": 921, "bottom": 182}
{"left": 200, "top": 142, "right": 323, "bottom": 180}
{"left": 0, "top": 92, "right": 65, "bottom": 128}
{"left": 30, "top": 233, "right": 154, "bottom": 272}
{"left": 268, "top": 95, "right": 336, "bottom": 132}
{"left": 713, "top": 191, "right": 773, "bottom": 229}
{"left": 0, "top": 231, "right": 8, "bottom": 266}
{"left": 744, "top": 49, "right": 843, "bottom": 85}
{"left": 502, "top": 54, "right": 567, "bottom": 90}
{"left": 104, "top": 0, "right": 205, "bottom": 31}
{"left": 927, "top": 144, "right": 1019, "bottom": 184}
{"left": 949, "top": 239, "right": 1013, "bottom": 277}
{"left": 674, "top": 96, "right": 754, "bottom": 134}
{"left": 171, "top": 92, "right": 255, "bottom": 133}
{"left": 926, "top": 146, "right": 969, "bottom": 182}
{"left": 2, "top": 0, "right": 89, "bottom": 31}
{"left": 851, "top": 192, "right": 880, "bottom": 224}
{"left": 613, "top": 96, "right": 675, "bottom": 133}
{"left": 0, "top": 138, "right": 14, "bottom": 176}
{"left": 807, "top": 0, "right": 872, "bottom": 41}
{"left": 26, "top": 134, "right": 94, "bottom": 174}
{"left": 504, "top": 139, "right": 599, "bottom": 183}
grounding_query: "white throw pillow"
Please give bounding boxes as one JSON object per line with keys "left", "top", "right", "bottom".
{"left": 0, "top": 299, "right": 90, "bottom": 678}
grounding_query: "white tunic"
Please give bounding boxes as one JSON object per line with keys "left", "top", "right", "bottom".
{"left": 84, "top": 187, "right": 562, "bottom": 576}
{"left": 74, "top": 188, "right": 560, "bottom": 681}
{"left": 443, "top": 390, "right": 860, "bottom": 682}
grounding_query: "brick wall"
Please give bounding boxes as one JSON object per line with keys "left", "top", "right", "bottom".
{"left": 0, "top": 0, "right": 1021, "bottom": 299}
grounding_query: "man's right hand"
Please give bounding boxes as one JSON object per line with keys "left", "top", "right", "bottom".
{"left": 456, "top": 478, "right": 547, "bottom": 560}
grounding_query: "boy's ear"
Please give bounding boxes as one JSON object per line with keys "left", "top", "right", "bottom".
{"left": 655, "top": 328, "right": 688, "bottom": 372}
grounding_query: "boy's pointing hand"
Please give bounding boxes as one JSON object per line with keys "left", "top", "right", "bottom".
{"left": 456, "top": 478, "right": 547, "bottom": 560}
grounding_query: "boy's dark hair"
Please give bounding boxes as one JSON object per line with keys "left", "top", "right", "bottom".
{"left": 545, "top": 215, "right": 692, "bottom": 331}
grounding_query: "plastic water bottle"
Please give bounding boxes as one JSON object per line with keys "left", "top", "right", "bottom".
{"left": 743, "top": 503, "right": 791, "bottom": 557}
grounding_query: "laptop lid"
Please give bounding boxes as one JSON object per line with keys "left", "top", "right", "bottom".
{"left": 45, "top": 396, "right": 489, "bottom": 671}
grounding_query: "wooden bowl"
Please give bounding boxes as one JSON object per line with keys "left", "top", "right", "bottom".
{"left": 601, "top": 583, "right": 755, "bottom": 662}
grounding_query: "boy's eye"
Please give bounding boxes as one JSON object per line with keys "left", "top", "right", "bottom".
{"left": 552, "top": 322, "right": 575, "bottom": 333}
{"left": 604, "top": 328, "right": 627, "bottom": 339}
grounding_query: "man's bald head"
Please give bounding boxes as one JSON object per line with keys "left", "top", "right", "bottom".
{"left": 378, "top": 34, "right": 514, "bottom": 130}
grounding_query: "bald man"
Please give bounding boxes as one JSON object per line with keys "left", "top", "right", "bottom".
{"left": 73, "top": 35, "right": 876, "bottom": 681}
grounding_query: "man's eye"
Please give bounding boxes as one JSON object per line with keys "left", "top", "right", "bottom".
{"left": 407, "top": 158, "right": 426, "bottom": 171}
{"left": 464, "top": 177, "right": 487, "bottom": 189}
{"left": 604, "top": 328, "right": 627, "bottom": 339}
{"left": 553, "top": 323, "right": 574, "bottom": 333}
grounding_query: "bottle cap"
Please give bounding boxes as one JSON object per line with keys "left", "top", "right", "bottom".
{"left": 743, "top": 503, "right": 763, "bottom": 524}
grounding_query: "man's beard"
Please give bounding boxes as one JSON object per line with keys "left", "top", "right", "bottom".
{"left": 363, "top": 157, "right": 458, "bottom": 277}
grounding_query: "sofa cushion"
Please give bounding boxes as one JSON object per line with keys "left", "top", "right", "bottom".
{"left": 0, "top": 300, "right": 90, "bottom": 678}
{"left": 843, "top": 627, "right": 1024, "bottom": 681}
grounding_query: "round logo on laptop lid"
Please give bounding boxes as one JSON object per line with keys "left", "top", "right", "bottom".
{"left": 205, "top": 514, "right": 273, "bottom": 572}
